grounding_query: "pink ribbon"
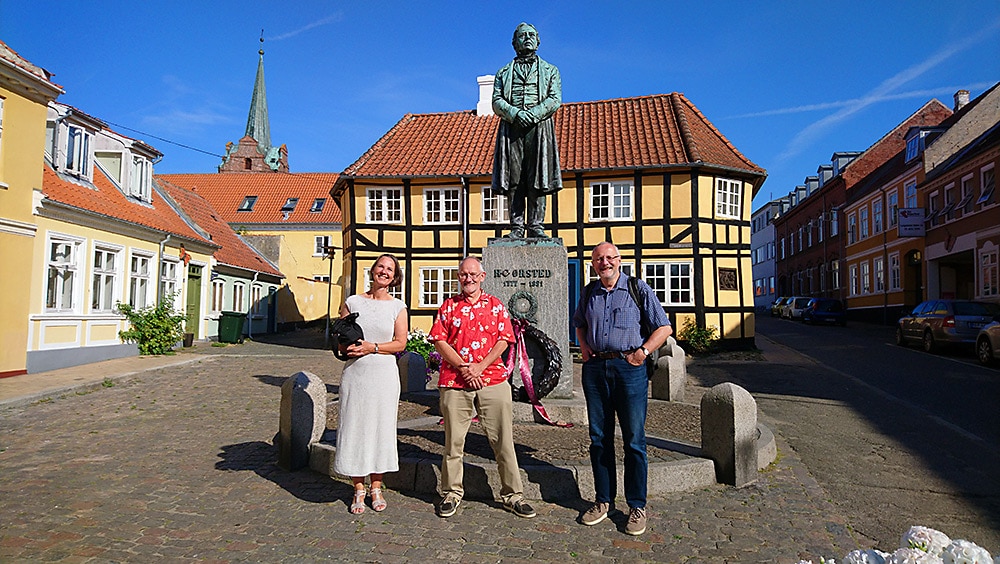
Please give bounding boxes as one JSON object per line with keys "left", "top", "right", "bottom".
{"left": 506, "top": 318, "right": 572, "bottom": 428}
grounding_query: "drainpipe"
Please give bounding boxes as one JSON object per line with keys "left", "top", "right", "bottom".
{"left": 157, "top": 233, "right": 172, "bottom": 304}
{"left": 247, "top": 271, "right": 259, "bottom": 340}
{"left": 461, "top": 177, "right": 470, "bottom": 259}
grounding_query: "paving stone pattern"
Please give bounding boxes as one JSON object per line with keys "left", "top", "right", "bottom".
{"left": 0, "top": 341, "right": 865, "bottom": 562}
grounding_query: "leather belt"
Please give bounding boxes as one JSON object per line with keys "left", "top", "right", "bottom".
{"left": 593, "top": 351, "right": 626, "bottom": 360}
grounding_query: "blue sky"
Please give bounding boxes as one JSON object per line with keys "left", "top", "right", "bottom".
{"left": 3, "top": 1, "right": 998, "bottom": 211}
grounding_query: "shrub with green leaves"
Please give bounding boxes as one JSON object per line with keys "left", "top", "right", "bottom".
{"left": 678, "top": 318, "right": 717, "bottom": 354}
{"left": 117, "top": 297, "right": 186, "bottom": 355}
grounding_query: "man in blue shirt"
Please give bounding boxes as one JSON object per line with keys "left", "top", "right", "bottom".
{"left": 573, "top": 242, "right": 673, "bottom": 536}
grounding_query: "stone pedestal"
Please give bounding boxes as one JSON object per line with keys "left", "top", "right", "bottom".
{"left": 483, "top": 238, "right": 573, "bottom": 399}
{"left": 700, "top": 382, "right": 757, "bottom": 487}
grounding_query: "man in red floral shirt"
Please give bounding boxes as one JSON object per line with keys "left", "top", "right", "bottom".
{"left": 429, "top": 256, "right": 535, "bottom": 519}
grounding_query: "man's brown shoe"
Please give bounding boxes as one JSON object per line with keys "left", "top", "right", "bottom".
{"left": 581, "top": 501, "right": 609, "bottom": 526}
{"left": 625, "top": 507, "right": 647, "bottom": 536}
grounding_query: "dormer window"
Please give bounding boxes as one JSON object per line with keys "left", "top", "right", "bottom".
{"left": 281, "top": 198, "right": 299, "bottom": 212}
{"left": 130, "top": 156, "right": 152, "bottom": 201}
{"left": 238, "top": 196, "right": 258, "bottom": 212}
{"left": 66, "top": 126, "right": 92, "bottom": 179}
{"left": 905, "top": 135, "right": 922, "bottom": 163}
{"left": 310, "top": 198, "right": 326, "bottom": 212}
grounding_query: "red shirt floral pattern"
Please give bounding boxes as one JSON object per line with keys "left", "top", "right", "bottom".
{"left": 429, "top": 292, "right": 515, "bottom": 389}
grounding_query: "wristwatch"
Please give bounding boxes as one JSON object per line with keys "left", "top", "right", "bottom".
{"left": 639, "top": 346, "right": 649, "bottom": 357}
{"left": 373, "top": 343, "right": 379, "bottom": 354}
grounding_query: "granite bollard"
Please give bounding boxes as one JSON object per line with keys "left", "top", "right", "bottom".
{"left": 396, "top": 351, "right": 428, "bottom": 392}
{"left": 700, "top": 382, "right": 758, "bottom": 486}
{"left": 277, "top": 371, "right": 326, "bottom": 471}
{"left": 650, "top": 336, "right": 687, "bottom": 402}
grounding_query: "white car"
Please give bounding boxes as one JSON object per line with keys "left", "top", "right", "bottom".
{"left": 782, "top": 296, "right": 811, "bottom": 320}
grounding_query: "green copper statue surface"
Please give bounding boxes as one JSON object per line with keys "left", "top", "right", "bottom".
{"left": 491, "top": 23, "right": 563, "bottom": 239}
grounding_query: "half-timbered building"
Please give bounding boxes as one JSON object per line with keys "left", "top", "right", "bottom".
{"left": 333, "top": 87, "right": 766, "bottom": 348}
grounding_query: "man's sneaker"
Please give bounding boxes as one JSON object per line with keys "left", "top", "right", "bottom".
{"left": 581, "top": 501, "right": 610, "bottom": 526}
{"left": 625, "top": 506, "right": 647, "bottom": 536}
{"left": 503, "top": 499, "right": 536, "bottom": 518}
{"left": 437, "top": 495, "right": 461, "bottom": 518}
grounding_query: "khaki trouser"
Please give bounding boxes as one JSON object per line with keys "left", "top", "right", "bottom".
{"left": 439, "top": 383, "right": 523, "bottom": 504}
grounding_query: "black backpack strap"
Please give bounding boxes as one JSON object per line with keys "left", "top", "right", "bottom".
{"left": 626, "top": 275, "right": 652, "bottom": 339}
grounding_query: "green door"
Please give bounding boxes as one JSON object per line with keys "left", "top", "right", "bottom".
{"left": 186, "top": 265, "right": 202, "bottom": 339}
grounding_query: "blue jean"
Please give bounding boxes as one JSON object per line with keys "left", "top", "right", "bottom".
{"left": 581, "top": 357, "right": 648, "bottom": 509}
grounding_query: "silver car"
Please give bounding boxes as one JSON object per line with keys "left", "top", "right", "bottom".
{"left": 896, "top": 299, "right": 1000, "bottom": 353}
{"left": 976, "top": 317, "right": 1000, "bottom": 365}
{"left": 782, "top": 296, "right": 811, "bottom": 320}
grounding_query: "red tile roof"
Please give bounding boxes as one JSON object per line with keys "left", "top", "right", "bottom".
{"left": 157, "top": 179, "right": 283, "bottom": 277}
{"left": 0, "top": 39, "right": 62, "bottom": 91}
{"left": 337, "top": 93, "right": 764, "bottom": 192}
{"left": 42, "top": 166, "right": 214, "bottom": 246}
{"left": 157, "top": 172, "right": 342, "bottom": 225}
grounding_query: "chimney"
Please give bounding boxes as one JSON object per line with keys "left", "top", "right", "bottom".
{"left": 477, "top": 75, "right": 494, "bottom": 116}
{"left": 954, "top": 90, "right": 970, "bottom": 111}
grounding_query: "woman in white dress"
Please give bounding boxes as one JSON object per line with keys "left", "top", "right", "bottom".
{"left": 335, "top": 254, "right": 408, "bottom": 514}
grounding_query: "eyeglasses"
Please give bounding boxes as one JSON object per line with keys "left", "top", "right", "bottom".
{"left": 458, "top": 272, "right": 484, "bottom": 279}
{"left": 593, "top": 255, "right": 621, "bottom": 263}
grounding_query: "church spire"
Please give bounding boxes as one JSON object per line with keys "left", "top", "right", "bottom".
{"left": 245, "top": 31, "right": 271, "bottom": 154}
{"left": 218, "top": 32, "right": 288, "bottom": 173}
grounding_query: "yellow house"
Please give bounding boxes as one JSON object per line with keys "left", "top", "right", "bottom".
{"left": 333, "top": 90, "right": 766, "bottom": 348}
{"left": 27, "top": 102, "right": 218, "bottom": 373}
{"left": 0, "top": 40, "right": 63, "bottom": 377}
{"left": 157, "top": 173, "right": 343, "bottom": 330}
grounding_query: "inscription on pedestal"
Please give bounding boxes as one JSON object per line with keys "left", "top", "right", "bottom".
{"left": 483, "top": 239, "right": 573, "bottom": 399}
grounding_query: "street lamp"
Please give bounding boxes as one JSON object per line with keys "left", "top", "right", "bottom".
{"left": 322, "top": 244, "right": 338, "bottom": 348}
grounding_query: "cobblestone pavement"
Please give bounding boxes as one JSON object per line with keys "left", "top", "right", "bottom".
{"left": 0, "top": 337, "right": 866, "bottom": 563}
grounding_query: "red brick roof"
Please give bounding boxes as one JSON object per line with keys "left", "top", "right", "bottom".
{"left": 42, "top": 166, "right": 213, "bottom": 246}
{"left": 157, "top": 172, "right": 342, "bottom": 224}
{"left": 337, "top": 93, "right": 764, "bottom": 190}
{"left": 157, "top": 179, "right": 283, "bottom": 277}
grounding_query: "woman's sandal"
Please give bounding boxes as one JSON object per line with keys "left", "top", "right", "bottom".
{"left": 370, "top": 487, "right": 387, "bottom": 512}
{"left": 350, "top": 488, "right": 366, "bottom": 514}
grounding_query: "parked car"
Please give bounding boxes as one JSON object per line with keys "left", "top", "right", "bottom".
{"left": 770, "top": 297, "right": 790, "bottom": 317}
{"left": 782, "top": 297, "right": 811, "bottom": 320}
{"left": 802, "top": 298, "right": 847, "bottom": 326}
{"left": 975, "top": 316, "right": 1000, "bottom": 365}
{"left": 896, "top": 299, "right": 1000, "bottom": 353}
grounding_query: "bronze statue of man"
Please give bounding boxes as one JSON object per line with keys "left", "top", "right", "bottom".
{"left": 491, "top": 22, "right": 563, "bottom": 239}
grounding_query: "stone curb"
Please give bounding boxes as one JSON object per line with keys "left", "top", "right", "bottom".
{"left": 308, "top": 421, "right": 776, "bottom": 501}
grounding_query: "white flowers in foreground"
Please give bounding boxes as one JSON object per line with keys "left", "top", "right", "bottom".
{"left": 795, "top": 526, "right": 995, "bottom": 564}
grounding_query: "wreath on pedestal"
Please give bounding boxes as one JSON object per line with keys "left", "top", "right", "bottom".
{"left": 508, "top": 319, "right": 563, "bottom": 403}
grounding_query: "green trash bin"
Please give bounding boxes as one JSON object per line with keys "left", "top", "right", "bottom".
{"left": 218, "top": 311, "right": 247, "bottom": 343}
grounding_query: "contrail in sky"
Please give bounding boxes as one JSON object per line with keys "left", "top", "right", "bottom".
{"left": 268, "top": 14, "right": 343, "bottom": 41}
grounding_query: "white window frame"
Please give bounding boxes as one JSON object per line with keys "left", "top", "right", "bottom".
{"left": 960, "top": 174, "right": 975, "bottom": 216}
{"left": 211, "top": 279, "right": 225, "bottom": 313}
{"left": 0, "top": 97, "right": 4, "bottom": 162}
{"left": 830, "top": 210, "right": 839, "bottom": 238}
{"left": 590, "top": 181, "right": 633, "bottom": 221}
{"left": 859, "top": 207, "right": 869, "bottom": 239}
{"left": 889, "top": 253, "right": 901, "bottom": 291}
{"left": 849, "top": 264, "right": 859, "bottom": 297}
{"left": 129, "top": 155, "right": 152, "bottom": 201}
{"left": 638, "top": 261, "right": 693, "bottom": 306}
{"left": 715, "top": 178, "right": 741, "bottom": 219}
{"left": 366, "top": 187, "right": 403, "bottom": 223}
{"left": 129, "top": 251, "right": 153, "bottom": 308}
{"left": 424, "top": 187, "right": 461, "bottom": 224}
{"left": 887, "top": 191, "right": 898, "bottom": 228}
{"left": 585, "top": 262, "right": 634, "bottom": 285}
{"left": 251, "top": 284, "right": 263, "bottom": 316}
{"left": 819, "top": 263, "right": 827, "bottom": 292}
{"left": 831, "top": 260, "right": 840, "bottom": 290}
{"left": 481, "top": 187, "right": 509, "bottom": 224}
{"left": 977, "top": 164, "right": 995, "bottom": 207}
{"left": 904, "top": 178, "right": 918, "bottom": 208}
{"left": 873, "top": 199, "right": 883, "bottom": 233}
{"left": 232, "top": 282, "right": 246, "bottom": 312}
{"left": 847, "top": 213, "right": 857, "bottom": 244}
{"left": 65, "top": 125, "right": 92, "bottom": 179}
{"left": 314, "top": 235, "right": 331, "bottom": 257}
{"left": 159, "top": 258, "right": 180, "bottom": 304}
{"left": 861, "top": 261, "right": 871, "bottom": 294}
{"left": 874, "top": 256, "right": 885, "bottom": 293}
{"left": 91, "top": 244, "right": 121, "bottom": 313}
{"left": 45, "top": 234, "right": 84, "bottom": 312}
{"left": 807, "top": 220, "right": 814, "bottom": 247}
{"left": 981, "top": 246, "right": 998, "bottom": 298}
{"left": 363, "top": 269, "right": 404, "bottom": 300}
{"left": 419, "top": 267, "right": 458, "bottom": 308}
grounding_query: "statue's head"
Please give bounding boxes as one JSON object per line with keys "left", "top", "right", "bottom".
{"left": 512, "top": 22, "right": 539, "bottom": 57}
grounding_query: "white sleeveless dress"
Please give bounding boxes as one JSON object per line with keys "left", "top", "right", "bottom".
{"left": 333, "top": 294, "right": 406, "bottom": 477}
